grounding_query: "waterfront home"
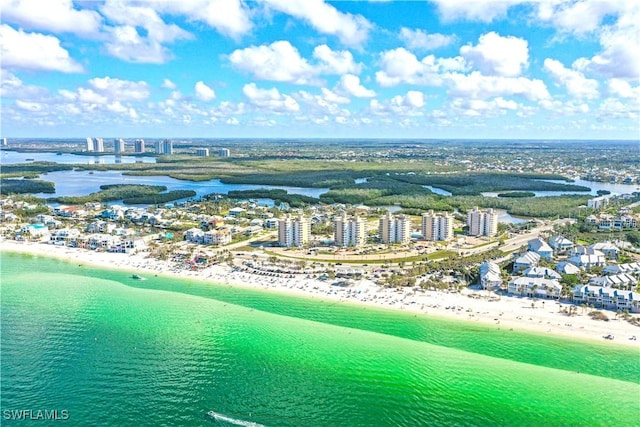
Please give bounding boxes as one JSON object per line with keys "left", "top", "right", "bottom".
{"left": 589, "top": 273, "right": 638, "bottom": 290}
{"left": 86, "top": 220, "right": 116, "bottom": 234}
{"left": 87, "top": 234, "right": 118, "bottom": 250}
{"left": 185, "top": 228, "right": 205, "bottom": 244}
{"left": 549, "top": 235, "right": 574, "bottom": 254}
{"left": 572, "top": 285, "right": 640, "bottom": 313}
{"left": 513, "top": 251, "right": 541, "bottom": 273}
{"left": 604, "top": 262, "right": 640, "bottom": 275}
{"left": 203, "top": 229, "right": 232, "bottom": 246}
{"left": 556, "top": 261, "right": 581, "bottom": 275}
{"left": 522, "top": 267, "right": 561, "bottom": 280}
{"left": 527, "top": 238, "right": 553, "bottom": 260}
{"left": 507, "top": 277, "right": 561, "bottom": 298}
{"left": 15, "top": 224, "right": 50, "bottom": 241}
{"left": 479, "top": 261, "right": 502, "bottom": 290}
{"left": 586, "top": 214, "right": 638, "bottom": 230}
{"left": 109, "top": 237, "right": 147, "bottom": 254}
{"left": 49, "top": 228, "right": 81, "bottom": 245}
{"left": 588, "top": 242, "right": 620, "bottom": 259}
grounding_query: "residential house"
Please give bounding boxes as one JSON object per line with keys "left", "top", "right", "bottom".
{"left": 513, "top": 251, "right": 541, "bottom": 273}
{"left": 479, "top": 261, "right": 502, "bottom": 290}
{"left": 522, "top": 267, "right": 561, "bottom": 280}
{"left": 556, "top": 261, "right": 581, "bottom": 276}
{"left": 588, "top": 242, "right": 620, "bottom": 259}
{"left": 589, "top": 274, "right": 638, "bottom": 290}
{"left": 548, "top": 235, "right": 574, "bottom": 254}
{"left": 527, "top": 238, "right": 553, "bottom": 260}
{"left": 604, "top": 263, "right": 640, "bottom": 275}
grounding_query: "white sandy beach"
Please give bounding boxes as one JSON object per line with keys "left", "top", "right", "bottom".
{"left": 2, "top": 239, "right": 639, "bottom": 348}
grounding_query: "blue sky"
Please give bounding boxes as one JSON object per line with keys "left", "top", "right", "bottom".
{"left": 1, "top": 0, "right": 639, "bottom": 140}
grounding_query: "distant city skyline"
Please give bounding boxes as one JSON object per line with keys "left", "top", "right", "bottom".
{"left": 1, "top": 1, "right": 639, "bottom": 140}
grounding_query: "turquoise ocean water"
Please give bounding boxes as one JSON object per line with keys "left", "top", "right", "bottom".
{"left": 1, "top": 251, "right": 639, "bottom": 426}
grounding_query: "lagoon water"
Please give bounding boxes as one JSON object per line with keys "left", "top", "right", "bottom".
{"left": 0, "top": 150, "right": 156, "bottom": 165}
{"left": 2, "top": 252, "right": 639, "bottom": 426}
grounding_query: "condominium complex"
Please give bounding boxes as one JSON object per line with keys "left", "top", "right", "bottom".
{"left": 467, "top": 207, "right": 498, "bottom": 237}
{"left": 155, "top": 139, "right": 174, "bottom": 155}
{"left": 379, "top": 213, "right": 412, "bottom": 244}
{"left": 134, "top": 139, "right": 145, "bottom": 154}
{"left": 196, "top": 148, "right": 210, "bottom": 157}
{"left": 86, "top": 137, "right": 104, "bottom": 153}
{"left": 278, "top": 215, "right": 311, "bottom": 248}
{"left": 334, "top": 213, "right": 366, "bottom": 247}
{"left": 421, "top": 210, "right": 454, "bottom": 241}
{"left": 0, "top": 137, "right": 7, "bottom": 146}
{"left": 114, "top": 138, "right": 125, "bottom": 154}
{"left": 218, "top": 148, "right": 230, "bottom": 157}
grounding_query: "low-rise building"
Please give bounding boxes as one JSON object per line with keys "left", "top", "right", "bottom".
{"left": 522, "top": 267, "right": 561, "bottom": 280}
{"left": 527, "top": 238, "right": 553, "bottom": 260}
{"left": 589, "top": 273, "right": 638, "bottom": 290}
{"left": 549, "top": 235, "right": 574, "bottom": 254}
{"left": 508, "top": 277, "right": 561, "bottom": 298}
{"left": 572, "top": 285, "right": 640, "bottom": 313}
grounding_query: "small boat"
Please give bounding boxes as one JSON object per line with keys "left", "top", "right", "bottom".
{"left": 206, "top": 411, "right": 264, "bottom": 427}
{"left": 131, "top": 274, "right": 145, "bottom": 280}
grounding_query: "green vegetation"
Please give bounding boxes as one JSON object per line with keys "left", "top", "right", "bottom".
{"left": 497, "top": 191, "right": 535, "bottom": 198}
{"left": 1, "top": 178, "right": 55, "bottom": 194}
{"left": 47, "top": 184, "right": 194, "bottom": 205}
{"left": 226, "top": 189, "right": 319, "bottom": 207}
{"left": 0, "top": 161, "right": 74, "bottom": 178}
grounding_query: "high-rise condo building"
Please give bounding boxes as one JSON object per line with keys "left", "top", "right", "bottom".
{"left": 379, "top": 213, "right": 412, "bottom": 244}
{"left": 114, "top": 138, "right": 125, "bottom": 154}
{"left": 163, "top": 139, "right": 173, "bottom": 155}
{"left": 218, "top": 148, "right": 230, "bottom": 157}
{"left": 196, "top": 148, "right": 209, "bottom": 157}
{"left": 334, "top": 213, "right": 366, "bottom": 247}
{"left": 86, "top": 137, "right": 93, "bottom": 151}
{"left": 421, "top": 210, "right": 454, "bottom": 241}
{"left": 134, "top": 139, "right": 145, "bottom": 153}
{"left": 467, "top": 207, "right": 498, "bottom": 237}
{"left": 89, "top": 137, "right": 104, "bottom": 153}
{"left": 278, "top": 215, "right": 311, "bottom": 248}
{"left": 0, "top": 137, "right": 7, "bottom": 146}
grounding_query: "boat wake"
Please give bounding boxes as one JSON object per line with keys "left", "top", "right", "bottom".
{"left": 206, "top": 411, "right": 265, "bottom": 427}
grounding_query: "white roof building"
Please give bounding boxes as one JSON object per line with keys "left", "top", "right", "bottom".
{"left": 479, "top": 261, "right": 502, "bottom": 290}
{"left": 523, "top": 267, "right": 561, "bottom": 280}
{"left": 508, "top": 277, "right": 561, "bottom": 298}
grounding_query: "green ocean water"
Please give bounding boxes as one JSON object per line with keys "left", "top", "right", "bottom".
{"left": 1, "top": 252, "right": 639, "bottom": 426}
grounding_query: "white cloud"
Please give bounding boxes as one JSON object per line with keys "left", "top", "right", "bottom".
{"left": 543, "top": 58, "right": 599, "bottom": 99}
{"left": 338, "top": 74, "right": 375, "bottom": 98}
{"left": 0, "top": 25, "right": 83, "bottom": 72}
{"left": 0, "top": 0, "right": 102, "bottom": 36}
{"left": 242, "top": 82, "right": 299, "bottom": 113}
{"left": 607, "top": 79, "right": 640, "bottom": 99}
{"left": 100, "top": 1, "right": 192, "bottom": 64}
{"left": 15, "top": 99, "right": 44, "bottom": 112}
{"left": 370, "top": 91, "right": 425, "bottom": 116}
{"left": 460, "top": 32, "right": 529, "bottom": 77}
{"left": 155, "top": 0, "right": 253, "bottom": 39}
{"left": 229, "top": 40, "right": 316, "bottom": 84}
{"left": 535, "top": 0, "right": 620, "bottom": 35}
{"left": 399, "top": 27, "right": 456, "bottom": 50}
{"left": 89, "top": 77, "right": 150, "bottom": 101}
{"left": 195, "top": 81, "right": 216, "bottom": 102}
{"left": 162, "top": 79, "right": 177, "bottom": 89}
{"left": 432, "top": 0, "right": 523, "bottom": 22}
{"left": 450, "top": 97, "right": 519, "bottom": 117}
{"left": 0, "top": 70, "right": 49, "bottom": 99}
{"left": 375, "top": 48, "right": 465, "bottom": 87}
{"left": 264, "top": 0, "right": 371, "bottom": 47}
{"left": 313, "top": 45, "right": 362, "bottom": 74}
{"left": 446, "top": 72, "right": 550, "bottom": 101}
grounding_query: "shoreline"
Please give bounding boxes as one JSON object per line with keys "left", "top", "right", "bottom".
{"left": 2, "top": 239, "right": 639, "bottom": 348}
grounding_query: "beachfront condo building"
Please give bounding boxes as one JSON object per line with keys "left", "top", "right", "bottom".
{"left": 421, "top": 210, "right": 454, "bottom": 241}
{"left": 219, "top": 148, "right": 230, "bottom": 157}
{"left": 196, "top": 148, "right": 210, "bottom": 157}
{"left": 379, "top": 213, "right": 412, "bottom": 244}
{"left": 134, "top": 139, "right": 145, "bottom": 153}
{"left": 467, "top": 207, "right": 498, "bottom": 237}
{"left": 0, "top": 137, "right": 7, "bottom": 146}
{"left": 334, "top": 213, "right": 366, "bottom": 247}
{"left": 278, "top": 215, "right": 311, "bottom": 248}
{"left": 155, "top": 139, "right": 174, "bottom": 155}
{"left": 86, "top": 137, "right": 104, "bottom": 153}
{"left": 114, "top": 138, "right": 125, "bottom": 153}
